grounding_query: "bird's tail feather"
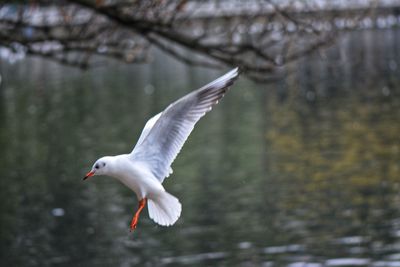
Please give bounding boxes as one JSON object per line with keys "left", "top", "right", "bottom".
{"left": 148, "top": 191, "right": 181, "bottom": 226}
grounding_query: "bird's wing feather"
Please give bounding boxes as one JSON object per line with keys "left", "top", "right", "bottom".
{"left": 130, "top": 68, "right": 239, "bottom": 182}
{"left": 132, "top": 113, "right": 161, "bottom": 151}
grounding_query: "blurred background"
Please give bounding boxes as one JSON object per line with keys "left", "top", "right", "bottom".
{"left": 1, "top": 0, "right": 400, "bottom": 266}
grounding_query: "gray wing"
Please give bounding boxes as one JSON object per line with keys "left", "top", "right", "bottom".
{"left": 132, "top": 113, "right": 161, "bottom": 151}
{"left": 130, "top": 67, "right": 240, "bottom": 182}
{"left": 131, "top": 112, "right": 174, "bottom": 177}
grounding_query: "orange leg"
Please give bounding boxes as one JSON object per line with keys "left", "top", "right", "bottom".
{"left": 130, "top": 198, "right": 147, "bottom": 232}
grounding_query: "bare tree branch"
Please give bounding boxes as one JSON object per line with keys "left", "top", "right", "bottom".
{"left": 0, "top": 0, "right": 386, "bottom": 82}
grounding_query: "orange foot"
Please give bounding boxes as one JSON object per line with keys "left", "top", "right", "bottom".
{"left": 130, "top": 198, "right": 147, "bottom": 232}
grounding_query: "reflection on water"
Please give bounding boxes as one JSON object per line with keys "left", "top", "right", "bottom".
{"left": 1, "top": 29, "right": 400, "bottom": 266}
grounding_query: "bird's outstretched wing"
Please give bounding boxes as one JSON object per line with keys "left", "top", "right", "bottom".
{"left": 130, "top": 68, "right": 240, "bottom": 182}
{"left": 132, "top": 113, "right": 161, "bottom": 151}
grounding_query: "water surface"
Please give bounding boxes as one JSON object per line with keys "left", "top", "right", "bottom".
{"left": 1, "top": 29, "right": 400, "bottom": 266}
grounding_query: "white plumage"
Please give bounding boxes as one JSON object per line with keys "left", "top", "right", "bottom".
{"left": 84, "top": 68, "right": 240, "bottom": 229}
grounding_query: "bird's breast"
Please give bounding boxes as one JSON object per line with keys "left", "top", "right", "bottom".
{"left": 112, "top": 160, "right": 164, "bottom": 199}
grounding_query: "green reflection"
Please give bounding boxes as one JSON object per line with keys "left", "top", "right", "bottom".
{"left": 0, "top": 29, "right": 400, "bottom": 266}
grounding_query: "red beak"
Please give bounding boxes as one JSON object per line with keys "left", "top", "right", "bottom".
{"left": 83, "top": 171, "right": 95, "bottom": 180}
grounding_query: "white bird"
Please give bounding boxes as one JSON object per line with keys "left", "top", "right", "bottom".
{"left": 84, "top": 68, "right": 240, "bottom": 231}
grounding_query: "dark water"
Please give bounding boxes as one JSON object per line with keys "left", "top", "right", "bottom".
{"left": 1, "top": 29, "right": 400, "bottom": 267}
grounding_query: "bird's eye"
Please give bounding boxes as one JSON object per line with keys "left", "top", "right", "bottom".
{"left": 95, "top": 164, "right": 99, "bottom": 169}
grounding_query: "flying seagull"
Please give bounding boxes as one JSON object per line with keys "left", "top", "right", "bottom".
{"left": 84, "top": 68, "right": 240, "bottom": 231}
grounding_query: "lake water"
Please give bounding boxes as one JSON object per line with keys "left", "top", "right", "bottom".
{"left": 1, "top": 29, "right": 400, "bottom": 267}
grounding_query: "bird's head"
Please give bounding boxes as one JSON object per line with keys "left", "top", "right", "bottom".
{"left": 83, "top": 156, "right": 112, "bottom": 180}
